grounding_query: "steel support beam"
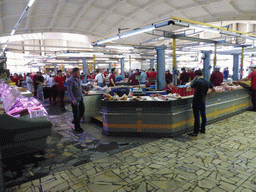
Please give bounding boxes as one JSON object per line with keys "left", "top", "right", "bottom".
{"left": 82, "top": 58, "right": 87, "bottom": 84}
{"left": 156, "top": 46, "right": 166, "bottom": 90}
{"left": 202, "top": 51, "right": 211, "bottom": 81}
{"left": 233, "top": 54, "right": 239, "bottom": 81}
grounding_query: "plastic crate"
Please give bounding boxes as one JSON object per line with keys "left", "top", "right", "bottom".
{"left": 110, "top": 87, "right": 130, "bottom": 97}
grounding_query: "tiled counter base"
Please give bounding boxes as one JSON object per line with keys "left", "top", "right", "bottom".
{"left": 7, "top": 111, "right": 256, "bottom": 192}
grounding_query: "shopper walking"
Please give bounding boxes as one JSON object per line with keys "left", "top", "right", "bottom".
{"left": 26, "top": 73, "right": 33, "bottom": 92}
{"left": 54, "top": 70, "right": 66, "bottom": 110}
{"left": 37, "top": 72, "right": 45, "bottom": 101}
{"left": 240, "top": 64, "right": 256, "bottom": 111}
{"left": 187, "top": 70, "right": 215, "bottom": 137}
{"left": 210, "top": 66, "right": 224, "bottom": 86}
{"left": 66, "top": 68, "right": 85, "bottom": 133}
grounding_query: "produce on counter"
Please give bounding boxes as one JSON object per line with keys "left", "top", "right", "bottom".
{"left": 167, "top": 93, "right": 182, "bottom": 99}
{"left": 120, "top": 94, "right": 128, "bottom": 100}
{"left": 103, "top": 93, "right": 112, "bottom": 101}
{"left": 112, "top": 93, "right": 120, "bottom": 100}
{"left": 208, "top": 85, "right": 243, "bottom": 93}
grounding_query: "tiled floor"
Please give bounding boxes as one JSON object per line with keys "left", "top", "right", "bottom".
{"left": 2, "top": 100, "right": 159, "bottom": 189}
{"left": 5, "top": 110, "right": 256, "bottom": 192}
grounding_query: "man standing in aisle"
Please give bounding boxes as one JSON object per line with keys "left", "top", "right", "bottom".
{"left": 54, "top": 70, "right": 66, "bottom": 110}
{"left": 95, "top": 69, "right": 105, "bottom": 87}
{"left": 240, "top": 64, "right": 256, "bottom": 111}
{"left": 67, "top": 68, "right": 85, "bottom": 133}
{"left": 210, "top": 66, "right": 224, "bottom": 86}
{"left": 37, "top": 72, "right": 45, "bottom": 101}
{"left": 187, "top": 70, "right": 215, "bottom": 137}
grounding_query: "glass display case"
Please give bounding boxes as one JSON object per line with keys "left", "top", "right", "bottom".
{"left": 0, "top": 81, "right": 48, "bottom": 120}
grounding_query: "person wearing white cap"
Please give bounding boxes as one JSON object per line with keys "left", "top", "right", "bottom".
{"left": 210, "top": 65, "right": 224, "bottom": 86}
{"left": 240, "top": 64, "right": 256, "bottom": 111}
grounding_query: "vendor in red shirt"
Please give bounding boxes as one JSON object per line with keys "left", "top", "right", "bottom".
{"left": 240, "top": 64, "right": 256, "bottom": 111}
{"left": 108, "top": 68, "right": 116, "bottom": 87}
{"left": 179, "top": 68, "right": 190, "bottom": 85}
{"left": 54, "top": 70, "right": 66, "bottom": 110}
{"left": 163, "top": 80, "right": 173, "bottom": 94}
{"left": 128, "top": 69, "right": 140, "bottom": 85}
{"left": 11, "top": 73, "right": 20, "bottom": 86}
{"left": 210, "top": 66, "right": 224, "bottom": 86}
{"left": 165, "top": 70, "right": 172, "bottom": 84}
{"left": 151, "top": 68, "right": 157, "bottom": 79}
{"left": 188, "top": 68, "right": 195, "bottom": 81}
{"left": 146, "top": 69, "right": 152, "bottom": 80}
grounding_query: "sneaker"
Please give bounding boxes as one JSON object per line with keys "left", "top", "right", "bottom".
{"left": 188, "top": 132, "right": 198, "bottom": 137}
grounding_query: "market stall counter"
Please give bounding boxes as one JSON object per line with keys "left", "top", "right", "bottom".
{"left": 101, "top": 87, "right": 252, "bottom": 135}
{"left": 0, "top": 81, "right": 52, "bottom": 159}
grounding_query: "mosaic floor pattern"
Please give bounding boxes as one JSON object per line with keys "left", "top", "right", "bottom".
{"left": 6, "top": 111, "right": 256, "bottom": 192}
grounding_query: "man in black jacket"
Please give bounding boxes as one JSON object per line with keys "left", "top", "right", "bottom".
{"left": 187, "top": 70, "right": 215, "bottom": 137}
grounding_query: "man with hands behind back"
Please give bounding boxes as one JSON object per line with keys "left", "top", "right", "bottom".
{"left": 67, "top": 68, "right": 85, "bottom": 133}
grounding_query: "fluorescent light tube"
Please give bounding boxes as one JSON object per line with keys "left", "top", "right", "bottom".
{"left": 28, "top": 0, "right": 36, "bottom": 7}
{"left": 120, "top": 26, "right": 155, "bottom": 39}
{"left": 10, "top": 29, "right": 15, "bottom": 36}
{"left": 174, "top": 21, "right": 189, "bottom": 27}
{"left": 97, "top": 36, "right": 120, "bottom": 45}
{"left": 106, "top": 45, "right": 134, "bottom": 50}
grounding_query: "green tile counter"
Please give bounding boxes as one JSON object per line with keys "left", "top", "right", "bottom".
{"left": 101, "top": 88, "right": 252, "bottom": 135}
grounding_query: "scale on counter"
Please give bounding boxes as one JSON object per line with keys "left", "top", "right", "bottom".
{"left": 133, "top": 75, "right": 146, "bottom": 95}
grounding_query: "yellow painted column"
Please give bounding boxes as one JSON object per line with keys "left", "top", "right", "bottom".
{"left": 214, "top": 43, "right": 217, "bottom": 67}
{"left": 93, "top": 54, "right": 96, "bottom": 70}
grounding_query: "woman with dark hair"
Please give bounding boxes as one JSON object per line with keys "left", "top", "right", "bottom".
{"left": 109, "top": 68, "right": 116, "bottom": 87}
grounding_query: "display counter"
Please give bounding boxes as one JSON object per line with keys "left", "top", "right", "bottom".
{"left": 83, "top": 93, "right": 103, "bottom": 122}
{"left": 101, "top": 88, "right": 252, "bottom": 135}
{"left": 0, "top": 81, "right": 52, "bottom": 159}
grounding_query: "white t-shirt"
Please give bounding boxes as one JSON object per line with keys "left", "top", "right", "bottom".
{"left": 95, "top": 73, "right": 104, "bottom": 83}
{"left": 48, "top": 77, "right": 54, "bottom": 87}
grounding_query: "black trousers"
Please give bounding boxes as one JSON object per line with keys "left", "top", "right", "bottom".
{"left": 71, "top": 99, "right": 85, "bottom": 129}
{"left": 192, "top": 101, "right": 206, "bottom": 134}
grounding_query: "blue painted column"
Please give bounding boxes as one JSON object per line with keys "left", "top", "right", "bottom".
{"left": 156, "top": 46, "right": 166, "bottom": 90}
{"left": 54, "top": 63, "right": 57, "bottom": 75}
{"left": 82, "top": 58, "right": 87, "bottom": 83}
{"left": 120, "top": 58, "right": 125, "bottom": 79}
{"left": 108, "top": 63, "right": 111, "bottom": 72}
{"left": 150, "top": 59, "right": 154, "bottom": 71}
{"left": 202, "top": 51, "right": 211, "bottom": 81}
{"left": 233, "top": 54, "right": 239, "bottom": 81}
